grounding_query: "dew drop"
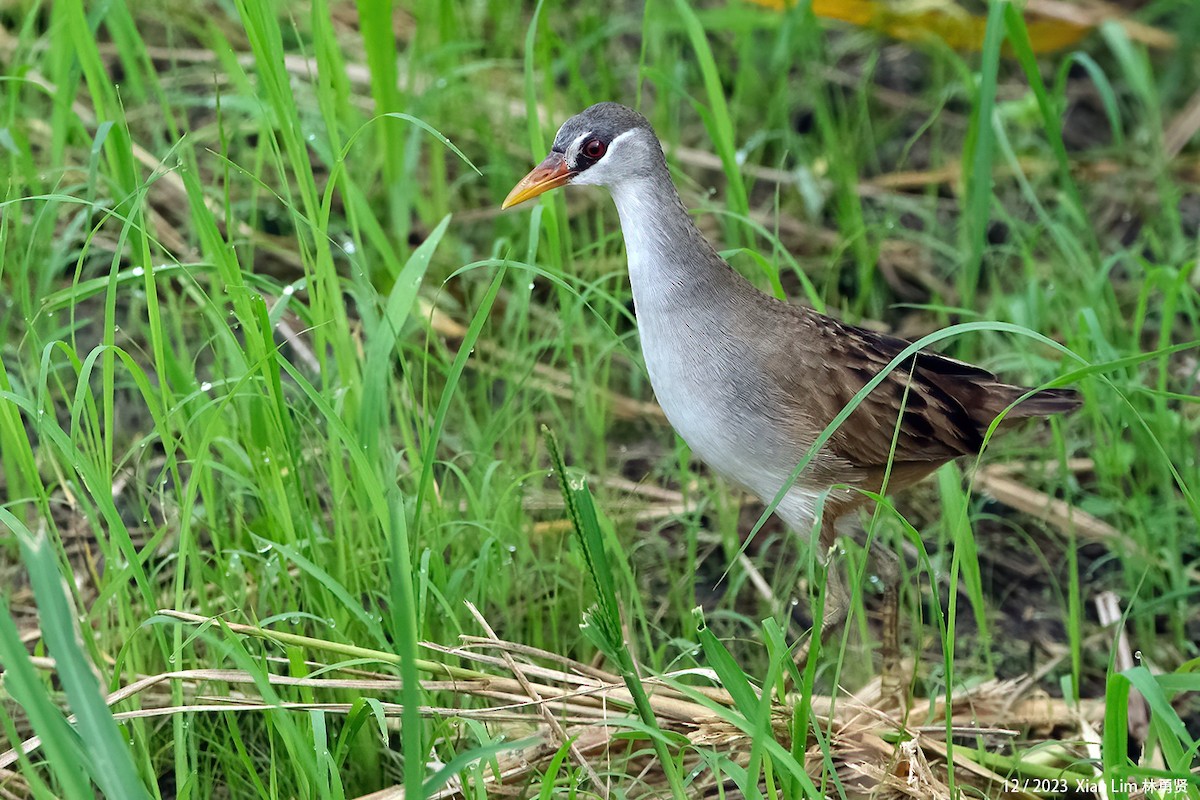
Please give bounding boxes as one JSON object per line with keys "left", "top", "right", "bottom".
{"left": 131, "top": 266, "right": 145, "bottom": 277}
{"left": 200, "top": 381, "right": 212, "bottom": 392}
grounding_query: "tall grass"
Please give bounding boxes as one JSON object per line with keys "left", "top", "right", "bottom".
{"left": 1, "top": 0, "right": 1197, "bottom": 797}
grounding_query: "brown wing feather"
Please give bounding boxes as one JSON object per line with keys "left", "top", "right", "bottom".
{"left": 782, "top": 309, "right": 1079, "bottom": 471}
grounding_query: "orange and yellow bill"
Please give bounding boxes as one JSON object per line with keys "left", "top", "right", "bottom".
{"left": 501, "top": 153, "right": 572, "bottom": 209}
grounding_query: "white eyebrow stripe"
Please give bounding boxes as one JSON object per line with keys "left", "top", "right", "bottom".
{"left": 607, "top": 129, "right": 637, "bottom": 153}
{"left": 566, "top": 131, "right": 591, "bottom": 164}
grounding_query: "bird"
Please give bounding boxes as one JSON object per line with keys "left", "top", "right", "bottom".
{"left": 502, "top": 102, "right": 1080, "bottom": 652}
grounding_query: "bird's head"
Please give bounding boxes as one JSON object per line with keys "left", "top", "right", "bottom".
{"left": 502, "top": 102, "right": 661, "bottom": 209}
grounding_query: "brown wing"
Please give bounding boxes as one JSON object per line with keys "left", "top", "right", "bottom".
{"left": 783, "top": 309, "right": 1079, "bottom": 471}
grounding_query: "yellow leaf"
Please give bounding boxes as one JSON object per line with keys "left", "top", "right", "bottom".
{"left": 747, "top": 0, "right": 1172, "bottom": 54}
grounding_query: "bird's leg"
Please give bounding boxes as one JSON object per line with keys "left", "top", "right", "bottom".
{"left": 871, "top": 544, "right": 907, "bottom": 707}
{"left": 791, "top": 513, "right": 909, "bottom": 700}
{"left": 792, "top": 515, "right": 849, "bottom": 668}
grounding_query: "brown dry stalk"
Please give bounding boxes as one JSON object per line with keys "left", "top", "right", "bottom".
{"left": 0, "top": 605, "right": 1106, "bottom": 800}
{"left": 975, "top": 467, "right": 1121, "bottom": 543}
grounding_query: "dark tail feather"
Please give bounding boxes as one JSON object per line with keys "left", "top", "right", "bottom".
{"left": 1008, "top": 387, "right": 1082, "bottom": 418}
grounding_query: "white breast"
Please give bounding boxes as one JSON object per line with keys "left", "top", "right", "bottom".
{"left": 610, "top": 180, "right": 821, "bottom": 532}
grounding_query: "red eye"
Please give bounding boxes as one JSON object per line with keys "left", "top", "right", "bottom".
{"left": 582, "top": 138, "right": 606, "bottom": 159}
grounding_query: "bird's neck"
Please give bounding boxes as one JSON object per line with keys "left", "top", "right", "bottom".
{"left": 608, "top": 174, "right": 742, "bottom": 309}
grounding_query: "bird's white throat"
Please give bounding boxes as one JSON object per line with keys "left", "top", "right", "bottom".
{"left": 609, "top": 179, "right": 677, "bottom": 290}
{"left": 607, "top": 176, "right": 710, "bottom": 311}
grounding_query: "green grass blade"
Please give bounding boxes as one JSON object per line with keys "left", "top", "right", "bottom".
{"left": 412, "top": 264, "right": 507, "bottom": 524}
{"left": 670, "top": 0, "right": 749, "bottom": 230}
{"left": 0, "top": 600, "right": 94, "bottom": 798}
{"left": 2, "top": 509, "right": 152, "bottom": 799}
{"left": 1002, "top": 4, "right": 1091, "bottom": 249}
{"left": 543, "top": 426, "right": 688, "bottom": 800}
{"left": 959, "top": 0, "right": 1006, "bottom": 307}
{"left": 359, "top": 213, "right": 451, "bottom": 462}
